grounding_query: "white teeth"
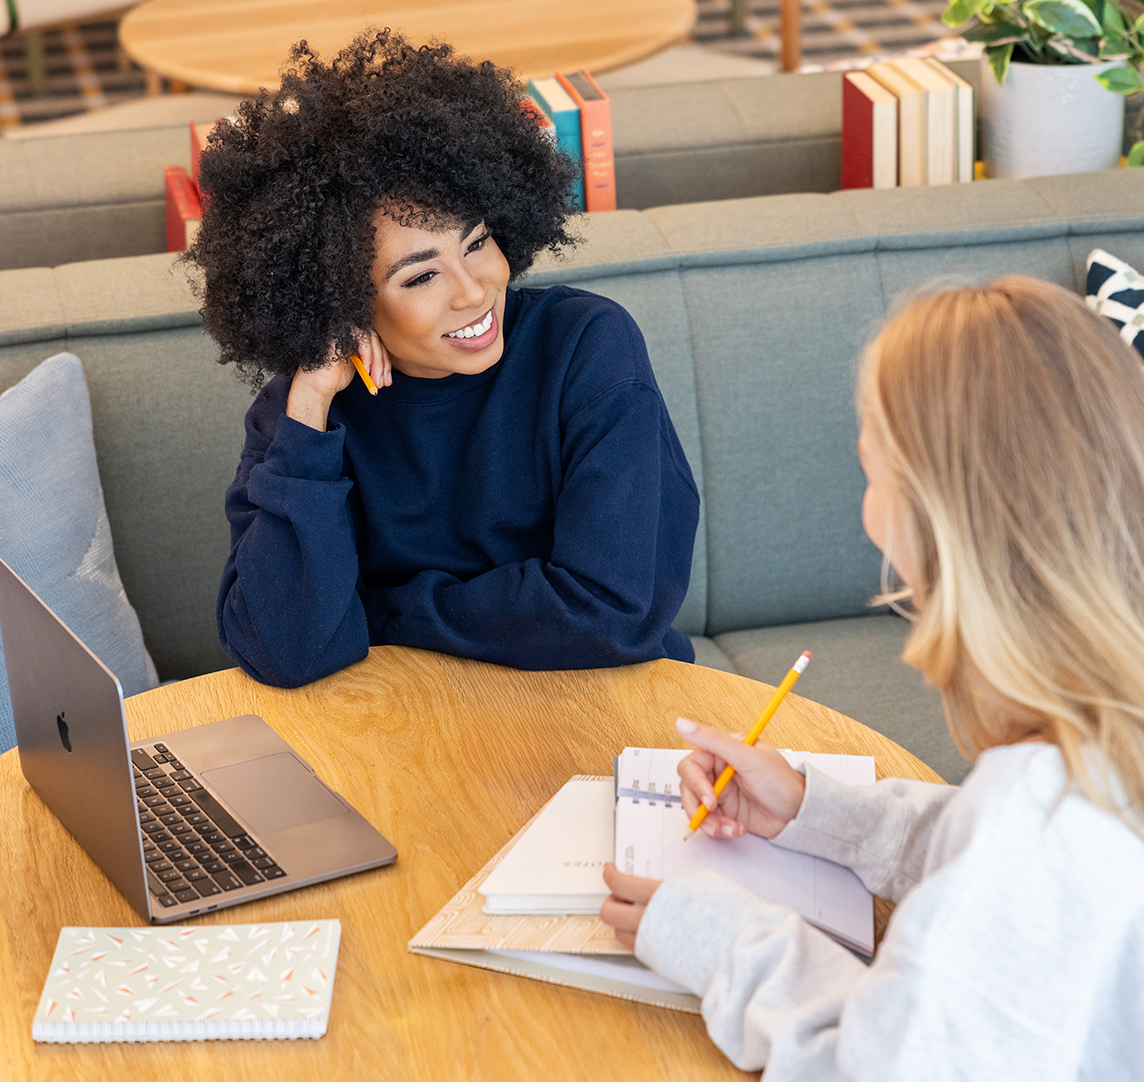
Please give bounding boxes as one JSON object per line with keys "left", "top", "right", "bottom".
{"left": 447, "top": 310, "right": 493, "bottom": 339}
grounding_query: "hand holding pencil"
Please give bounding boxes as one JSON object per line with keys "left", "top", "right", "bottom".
{"left": 676, "top": 651, "right": 811, "bottom": 842}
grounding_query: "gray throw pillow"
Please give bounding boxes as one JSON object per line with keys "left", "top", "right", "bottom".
{"left": 0, "top": 352, "right": 158, "bottom": 752}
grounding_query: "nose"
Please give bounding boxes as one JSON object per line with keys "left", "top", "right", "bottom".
{"left": 451, "top": 263, "right": 487, "bottom": 311}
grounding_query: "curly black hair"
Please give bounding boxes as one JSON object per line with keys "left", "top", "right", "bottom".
{"left": 185, "top": 29, "right": 580, "bottom": 387}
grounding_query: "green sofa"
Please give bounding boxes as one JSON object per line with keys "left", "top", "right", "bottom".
{"left": 0, "top": 63, "right": 984, "bottom": 272}
{"left": 3, "top": 168, "right": 1142, "bottom": 783}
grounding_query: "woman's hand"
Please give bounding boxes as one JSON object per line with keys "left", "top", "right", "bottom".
{"left": 676, "top": 716, "right": 807, "bottom": 840}
{"left": 600, "top": 863, "right": 660, "bottom": 949}
{"left": 287, "top": 329, "right": 391, "bottom": 430}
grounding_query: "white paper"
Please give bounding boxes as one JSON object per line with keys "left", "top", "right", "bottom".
{"left": 614, "top": 748, "right": 875, "bottom": 955}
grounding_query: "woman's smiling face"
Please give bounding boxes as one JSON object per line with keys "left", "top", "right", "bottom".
{"left": 369, "top": 213, "right": 511, "bottom": 380}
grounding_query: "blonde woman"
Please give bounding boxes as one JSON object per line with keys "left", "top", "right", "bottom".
{"left": 600, "top": 276, "right": 1144, "bottom": 1078}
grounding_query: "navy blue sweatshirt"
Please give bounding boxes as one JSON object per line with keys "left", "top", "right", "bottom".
{"left": 219, "top": 285, "right": 700, "bottom": 687}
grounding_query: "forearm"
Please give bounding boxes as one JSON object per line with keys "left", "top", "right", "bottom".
{"left": 219, "top": 415, "right": 369, "bottom": 686}
{"left": 636, "top": 864, "right": 868, "bottom": 1075}
{"left": 772, "top": 767, "right": 958, "bottom": 902}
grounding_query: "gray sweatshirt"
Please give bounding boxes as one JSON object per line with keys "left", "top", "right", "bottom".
{"left": 635, "top": 743, "right": 1144, "bottom": 1079}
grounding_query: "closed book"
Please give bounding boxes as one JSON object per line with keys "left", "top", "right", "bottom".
{"left": 926, "top": 58, "right": 975, "bottom": 183}
{"left": 527, "top": 76, "right": 585, "bottom": 211}
{"left": 478, "top": 778, "right": 613, "bottom": 914}
{"left": 521, "top": 95, "right": 557, "bottom": 149}
{"left": 163, "top": 165, "right": 201, "bottom": 252}
{"left": 555, "top": 69, "right": 616, "bottom": 212}
{"left": 867, "top": 61, "right": 925, "bottom": 187}
{"left": 33, "top": 920, "right": 341, "bottom": 1043}
{"left": 189, "top": 121, "right": 212, "bottom": 195}
{"left": 889, "top": 57, "right": 956, "bottom": 186}
{"left": 841, "top": 71, "right": 898, "bottom": 189}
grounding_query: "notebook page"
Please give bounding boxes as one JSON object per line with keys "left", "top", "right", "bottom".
{"left": 614, "top": 748, "right": 874, "bottom": 954}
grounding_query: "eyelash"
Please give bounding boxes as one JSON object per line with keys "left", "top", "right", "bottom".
{"left": 399, "top": 231, "right": 490, "bottom": 289}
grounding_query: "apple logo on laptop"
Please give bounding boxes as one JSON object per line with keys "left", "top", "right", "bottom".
{"left": 57, "top": 712, "right": 72, "bottom": 752}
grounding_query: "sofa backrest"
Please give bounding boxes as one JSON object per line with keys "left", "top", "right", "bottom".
{"left": 0, "top": 62, "right": 982, "bottom": 271}
{"left": 2, "top": 170, "right": 1142, "bottom": 680}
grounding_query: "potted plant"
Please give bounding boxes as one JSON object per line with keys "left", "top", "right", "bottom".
{"left": 941, "top": 0, "right": 1144, "bottom": 176}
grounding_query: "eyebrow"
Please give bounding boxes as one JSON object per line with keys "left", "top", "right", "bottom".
{"left": 384, "top": 247, "right": 440, "bottom": 282}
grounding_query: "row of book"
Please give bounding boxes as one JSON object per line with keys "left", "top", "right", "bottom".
{"left": 526, "top": 69, "right": 617, "bottom": 213}
{"left": 841, "top": 57, "right": 975, "bottom": 190}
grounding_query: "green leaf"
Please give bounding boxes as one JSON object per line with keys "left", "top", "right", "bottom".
{"left": 988, "top": 41, "right": 1016, "bottom": 81}
{"left": 1096, "top": 63, "right": 1144, "bottom": 90}
{"left": 1102, "top": 2, "right": 1127, "bottom": 30}
{"left": 964, "top": 20, "right": 1027, "bottom": 41}
{"left": 1025, "top": 0, "right": 1104, "bottom": 36}
{"left": 1128, "top": 140, "right": 1144, "bottom": 166}
{"left": 942, "top": 0, "right": 987, "bottom": 25}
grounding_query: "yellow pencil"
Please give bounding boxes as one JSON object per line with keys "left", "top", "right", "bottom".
{"left": 350, "top": 353, "right": 378, "bottom": 395}
{"left": 683, "top": 650, "right": 811, "bottom": 841}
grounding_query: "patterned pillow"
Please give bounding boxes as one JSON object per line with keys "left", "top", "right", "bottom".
{"left": 0, "top": 353, "right": 158, "bottom": 753}
{"left": 1086, "top": 248, "right": 1144, "bottom": 357}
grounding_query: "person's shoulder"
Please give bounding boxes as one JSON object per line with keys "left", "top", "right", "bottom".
{"left": 511, "top": 284, "right": 640, "bottom": 334}
{"left": 243, "top": 372, "right": 292, "bottom": 444}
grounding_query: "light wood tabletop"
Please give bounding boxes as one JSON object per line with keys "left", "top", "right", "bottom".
{"left": 118, "top": 0, "right": 699, "bottom": 95}
{"left": 0, "top": 646, "right": 943, "bottom": 1081}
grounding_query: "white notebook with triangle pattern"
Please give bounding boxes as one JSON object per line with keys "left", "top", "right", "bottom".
{"left": 32, "top": 920, "right": 341, "bottom": 1043}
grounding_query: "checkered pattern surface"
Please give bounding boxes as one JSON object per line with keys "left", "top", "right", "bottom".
{"left": 0, "top": 3, "right": 958, "bottom": 131}
{"left": 1087, "top": 248, "right": 1144, "bottom": 358}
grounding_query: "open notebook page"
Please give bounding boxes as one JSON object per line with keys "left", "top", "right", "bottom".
{"left": 614, "top": 748, "right": 875, "bottom": 956}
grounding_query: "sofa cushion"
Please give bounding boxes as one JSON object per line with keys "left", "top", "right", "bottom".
{"left": 1085, "top": 248, "right": 1144, "bottom": 357}
{"left": 714, "top": 614, "right": 967, "bottom": 783}
{"left": 0, "top": 352, "right": 158, "bottom": 753}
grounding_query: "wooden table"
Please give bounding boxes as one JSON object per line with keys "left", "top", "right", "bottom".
{"left": 118, "top": 0, "right": 698, "bottom": 95}
{"left": 0, "top": 647, "right": 943, "bottom": 1081}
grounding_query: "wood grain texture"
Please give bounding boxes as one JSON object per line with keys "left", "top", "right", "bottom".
{"left": 119, "top": 0, "right": 698, "bottom": 93}
{"left": 0, "top": 648, "right": 945, "bottom": 1080}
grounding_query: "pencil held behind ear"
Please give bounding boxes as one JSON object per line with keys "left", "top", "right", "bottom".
{"left": 674, "top": 717, "right": 808, "bottom": 842}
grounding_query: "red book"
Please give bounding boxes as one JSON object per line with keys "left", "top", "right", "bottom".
{"left": 555, "top": 69, "right": 616, "bottom": 212}
{"left": 841, "top": 72, "right": 898, "bottom": 190}
{"left": 164, "top": 165, "right": 202, "bottom": 252}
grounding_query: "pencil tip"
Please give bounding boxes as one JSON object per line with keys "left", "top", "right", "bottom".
{"left": 682, "top": 829, "right": 694, "bottom": 842}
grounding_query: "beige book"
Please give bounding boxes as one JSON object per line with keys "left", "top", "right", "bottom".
{"left": 889, "top": 57, "right": 956, "bottom": 186}
{"left": 867, "top": 61, "right": 925, "bottom": 186}
{"left": 926, "top": 58, "right": 975, "bottom": 183}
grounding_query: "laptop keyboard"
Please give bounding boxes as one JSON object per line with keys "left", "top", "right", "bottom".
{"left": 132, "top": 742, "right": 286, "bottom": 909}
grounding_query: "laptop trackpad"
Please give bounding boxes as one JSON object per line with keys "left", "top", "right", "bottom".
{"left": 201, "top": 753, "right": 350, "bottom": 836}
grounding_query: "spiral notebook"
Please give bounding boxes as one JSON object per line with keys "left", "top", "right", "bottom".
{"left": 32, "top": 920, "right": 341, "bottom": 1043}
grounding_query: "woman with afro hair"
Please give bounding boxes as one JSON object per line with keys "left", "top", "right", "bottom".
{"left": 188, "top": 29, "right": 700, "bottom": 688}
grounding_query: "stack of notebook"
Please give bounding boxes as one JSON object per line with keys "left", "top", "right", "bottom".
{"left": 408, "top": 748, "right": 876, "bottom": 1010}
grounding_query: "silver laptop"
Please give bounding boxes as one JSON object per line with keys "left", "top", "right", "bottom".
{"left": 0, "top": 557, "right": 397, "bottom": 923}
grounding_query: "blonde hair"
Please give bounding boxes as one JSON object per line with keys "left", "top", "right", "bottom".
{"left": 860, "top": 275, "right": 1144, "bottom": 824}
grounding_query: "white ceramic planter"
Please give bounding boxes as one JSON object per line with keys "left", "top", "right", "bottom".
{"left": 980, "top": 57, "right": 1125, "bottom": 179}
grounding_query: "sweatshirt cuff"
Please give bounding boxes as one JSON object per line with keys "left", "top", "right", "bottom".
{"left": 635, "top": 863, "right": 791, "bottom": 996}
{"left": 262, "top": 413, "right": 347, "bottom": 482}
{"left": 771, "top": 765, "right": 883, "bottom": 865}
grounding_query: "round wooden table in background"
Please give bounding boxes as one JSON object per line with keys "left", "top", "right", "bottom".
{"left": 119, "top": 0, "right": 699, "bottom": 94}
{"left": 0, "top": 647, "right": 943, "bottom": 1081}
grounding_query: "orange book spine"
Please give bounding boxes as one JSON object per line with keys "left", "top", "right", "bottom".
{"left": 555, "top": 69, "right": 615, "bottom": 212}
{"left": 164, "top": 165, "right": 202, "bottom": 252}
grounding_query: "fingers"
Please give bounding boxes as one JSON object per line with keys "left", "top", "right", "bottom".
{"left": 677, "top": 716, "right": 768, "bottom": 778}
{"left": 355, "top": 330, "right": 392, "bottom": 391}
{"left": 599, "top": 863, "right": 660, "bottom": 949}
{"left": 602, "top": 863, "right": 659, "bottom": 905}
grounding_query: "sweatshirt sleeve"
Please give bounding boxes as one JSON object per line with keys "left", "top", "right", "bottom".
{"left": 217, "top": 381, "right": 370, "bottom": 686}
{"left": 373, "top": 312, "right": 700, "bottom": 670}
{"left": 770, "top": 766, "right": 958, "bottom": 902}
